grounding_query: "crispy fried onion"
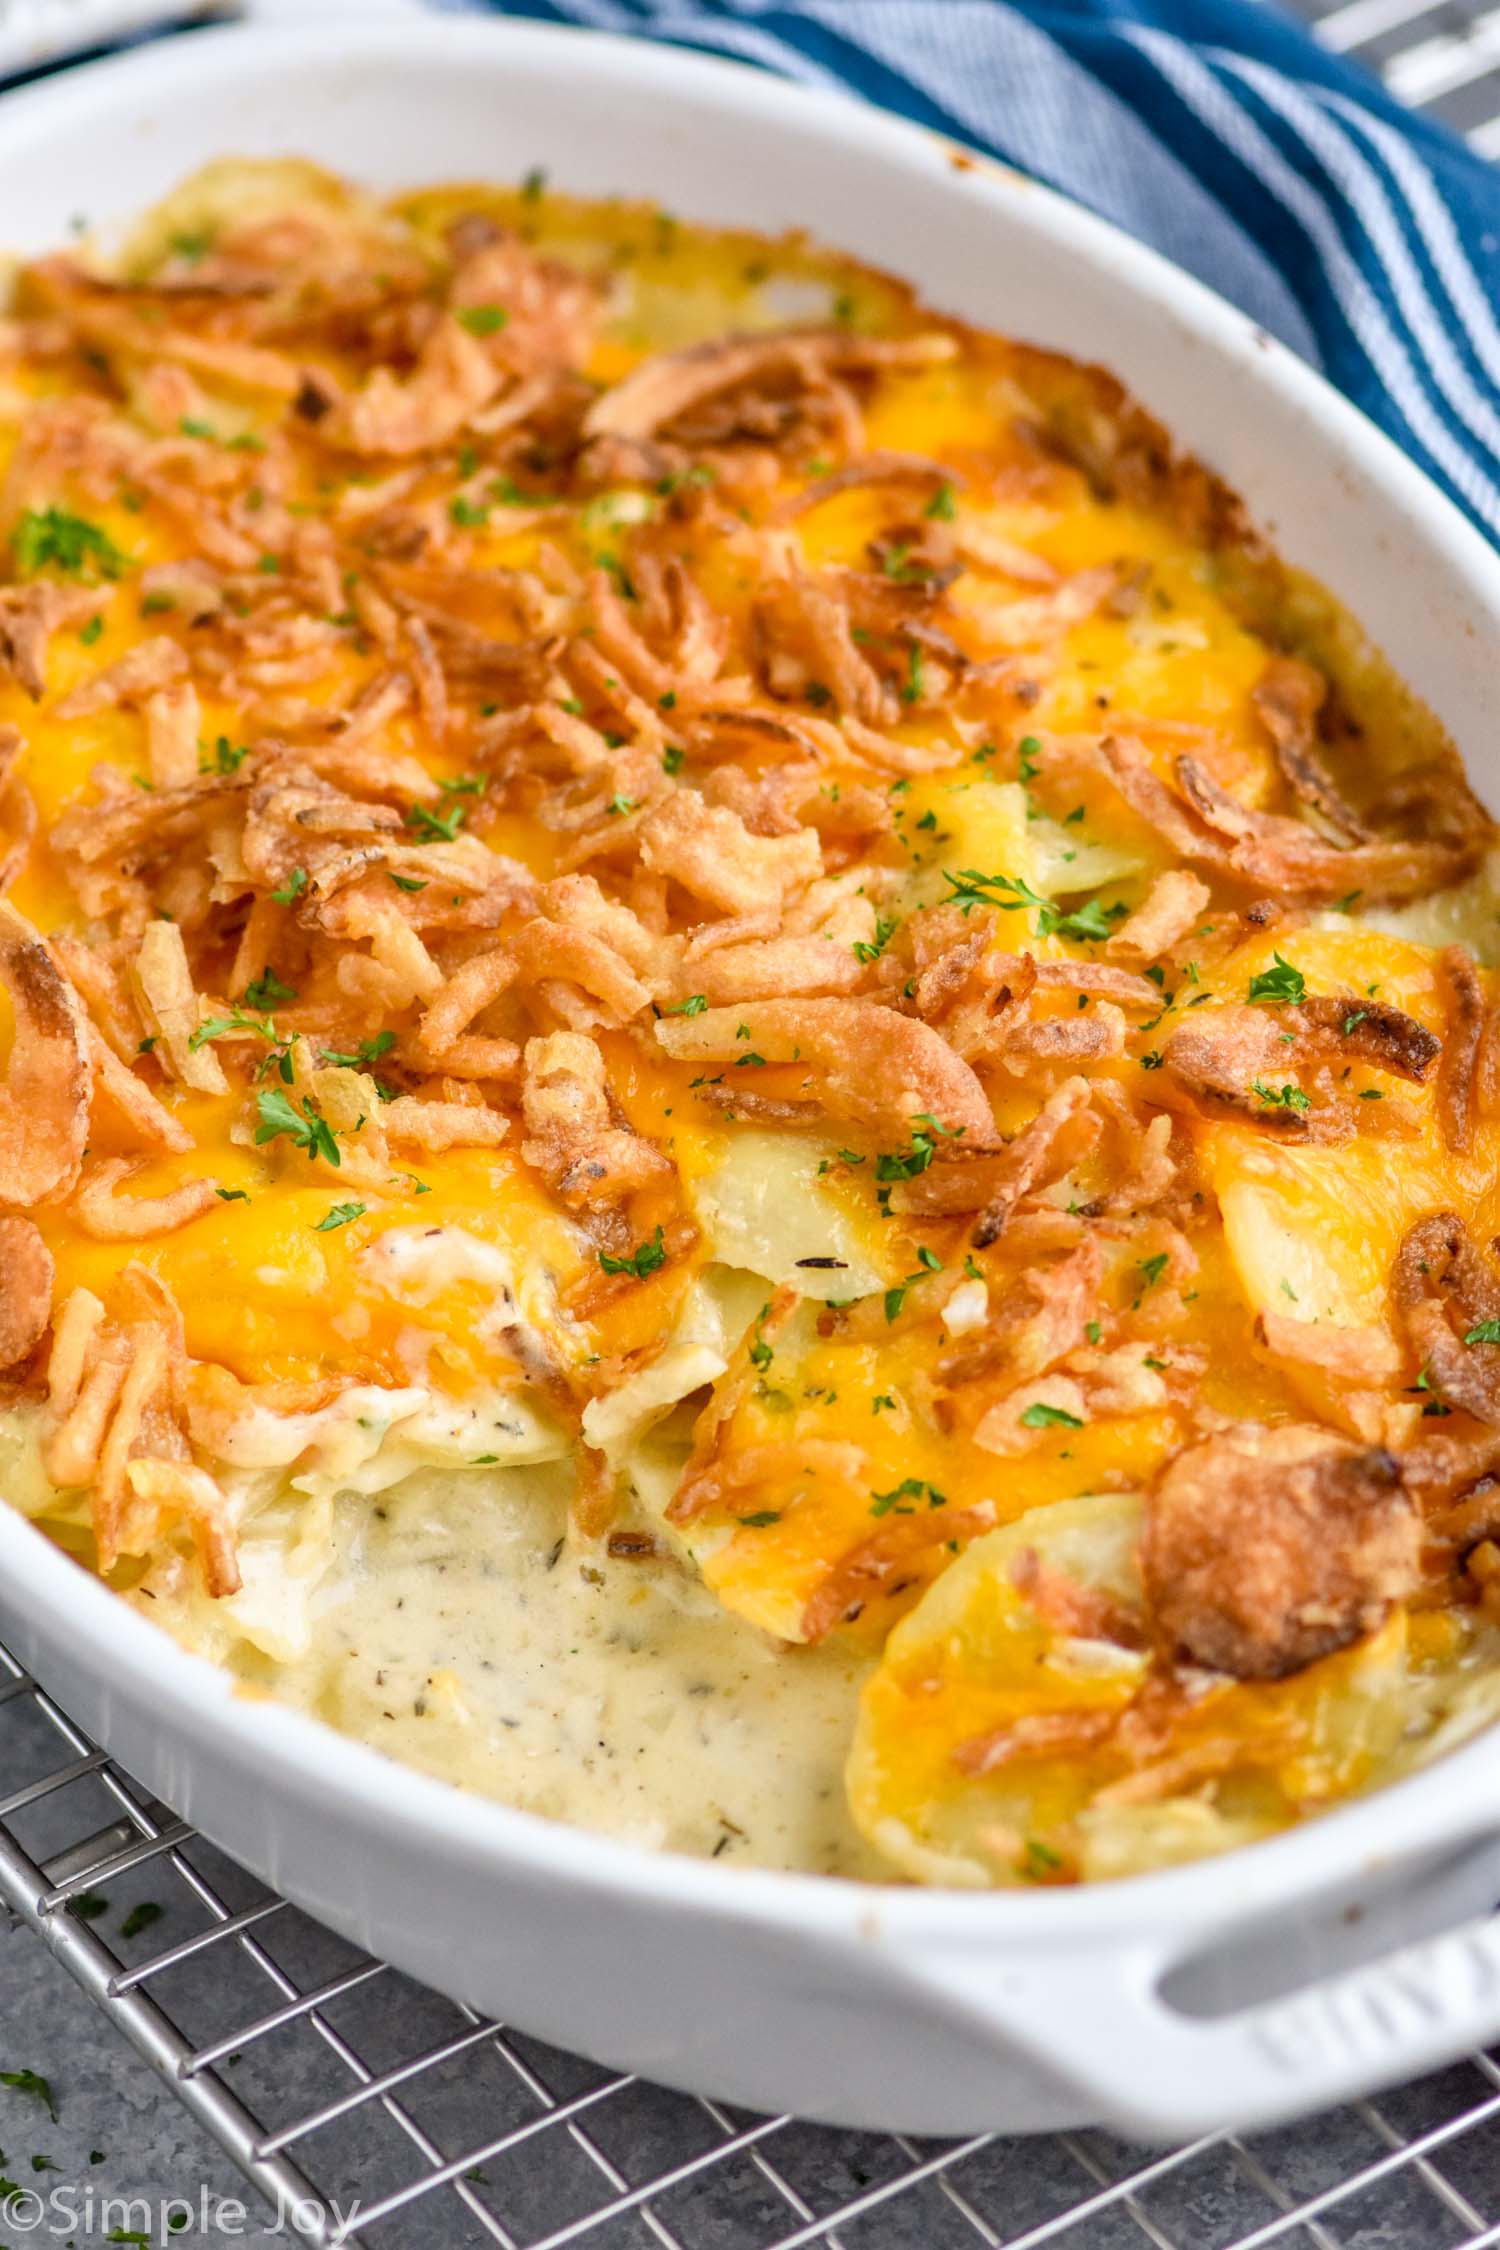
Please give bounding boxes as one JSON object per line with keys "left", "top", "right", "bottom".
{"left": 0, "top": 582, "right": 105, "bottom": 699}
{"left": 581, "top": 327, "right": 954, "bottom": 444}
{"left": 655, "top": 997, "right": 995, "bottom": 1143}
{"left": 0, "top": 903, "right": 90, "bottom": 1204}
{"left": 1141, "top": 1424, "right": 1417, "bottom": 1679}
{"left": 942, "top": 1236, "right": 1102, "bottom": 1395}
{"left": 801, "top": 1502, "right": 999, "bottom": 1644}
{"left": 123, "top": 1458, "right": 240, "bottom": 1599}
{"left": 73, "top": 1158, "right": 221, "bottom": 1241}
{"left": 521, "top": 1031, "right": 669, "bottom": 1209}
{"left": 1251, "top": 655, "right": 1367, "bottom": 843}
{"left": 1161, "top": 991, "right": 1436, "bottom": 1136}
{"left": 1106, "top": 869, "right": 1211, "bottom": 963}
{"left": 1437, "top": 945, "right": 1484, "bottom": 1155}
{"left": 1394, "top": 1211, "right": 1500, "bottom": 1424}
{"left": 40, "top": 1269, "right": 234, "bottom": 1588}
{"left": 888, "top": 1076, "right": 1096, "bottom": 1239}
{"left": 1100, "top": 731, "right": 1488, "bottom": 904}
{"left": 0, "top": 1216, "right": 53, "bottom": 1369}
{"left": 668, "top": 1285, "right": 804, "bottom": 1528}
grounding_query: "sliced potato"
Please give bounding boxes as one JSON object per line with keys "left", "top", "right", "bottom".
{"left": 847, "top": 1490, "right": 1412, "bottom": 1887}
{"left": 1201, "top": 927, "right": 1500, "bottom": 1429}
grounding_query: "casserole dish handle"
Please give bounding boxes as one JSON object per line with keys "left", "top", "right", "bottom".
{"left": 908, "top": 1905, "right": 1500, "bottom": 2138}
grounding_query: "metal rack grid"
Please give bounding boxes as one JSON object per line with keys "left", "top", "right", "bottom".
{"left": 0, "top": 6, "right": 1496, "bottom": 2247}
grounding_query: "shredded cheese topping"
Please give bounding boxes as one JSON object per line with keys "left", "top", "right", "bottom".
{"left": 3, "top": 158, "right": 1500, "bottom": 1886}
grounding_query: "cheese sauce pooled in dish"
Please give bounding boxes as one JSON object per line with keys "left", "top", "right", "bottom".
{"left": 3, "top": 159, "right": 1500, "bottom": 1886}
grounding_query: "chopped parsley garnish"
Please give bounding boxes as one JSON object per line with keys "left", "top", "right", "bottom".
{"left": 1343, "top": 1009, "right": 1368, "bottom": 1034}
{"left": 874, "top": 1114, "right": 962, "bottom": 1183}
{"left": 1250, "top": 1078, "right": 1312, "bottom": 1112}
{"left": 214, "top": 1187, "right": 250, "bottom": 1203}
{"left": 940, "top": 866, "right": 1116, "bottom": 943}
{"left": 522, "top": 167, "right": 548, "bottom": 201}
{"left": 12, "top": 506, "right": 126, "bottom": 582}
{"left": 321, "top": 1031, "right": 396, "bottom": 1074}
{"left": 407, "top": 796, "right": 468, "bottom": 844}
{"left": 390, "top": 872, "right": 428, "bottom": 893}
{"left": 188, "top": 1005, "right": 277, "bottom": 1052}
{"left": 739, "top": 1511, "right": 780, "bottom": 1528}
{"left": 269, "top": 867, "right": 307, "bottom": 905}
{"left": 662, "top": 745, "right": 685, "bottom": 776}
{"left": 1466, "top": 1321, "right": 1500, "bottom": 1347}
{"left": 598, "top": 1226, "right": 666, "bottom": 1279}
{"left": 668, "top": 993, "right": 709, "bottom": 1017}
{"left": 901, "top": 643, "right": 925, "bottom": 705}
{"left": 241, "top": 968, "right": 297, "bottom": 1010}
{"left": 119, "top": 1901, "right": 163, "bottom": 1941}
{"left": 869, "top": 1477, "right": 947, "bottom": 1517}
{"left": 1019, "top": 1401, "right": 1084, "bottom": 1431}
{"left": 883, "top": 1263, "right": 937, "bottom": 1322}
{"left": 1248, "top": 953, "right": 1305, "bottom": 1006}
{"left": 749, "top": 1304, "right": 775, "bottom": 1374}
{"left": 207, "top": 734, "right": 250, "bottom": 774}
{"left": 923, "top": 481, "right": 957, "bottom": 521}
{"left": 1136, "top": 1252, "right": 1169, "bottom": 1292}
{"left": 79, "top": 612, "right": 104, "bottom": 646}
{"left": 1085, "top": 1319, "right": 1102, "bottom": 1346}
{"left": 450, "top": 496, "right": 490, "bottom": 528}
{"left": 456, "top": 304, "right": 509, "bottom": 335}
{"left": 315, "top": 1202, "right": 367, "bottom": 1233}
{"left": 1017, "top": 735, "right": 1042, "bottom": 785}
{"left": 254, "top": 1088, "right": 340, "bottom": 1166}
{"left": 852, "top": 915, "right": 899, "bottom": 965}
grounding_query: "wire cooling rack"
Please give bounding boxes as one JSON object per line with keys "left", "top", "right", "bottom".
{"left": 0, "top": 7, "right": 1497, "bottom": 2248}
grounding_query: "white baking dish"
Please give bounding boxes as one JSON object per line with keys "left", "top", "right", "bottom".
{"left": 3, "top": 13, "right": 1500, "bottom": 2143}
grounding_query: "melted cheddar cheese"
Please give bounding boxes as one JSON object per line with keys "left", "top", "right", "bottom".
{"left": 1, "top": 160, "right": 1497, "bottom": 1884}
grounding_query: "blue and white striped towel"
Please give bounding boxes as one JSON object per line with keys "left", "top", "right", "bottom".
{"left": 434, "top": 0, "right": 1500, "bottom": 545}
{"left": 9, "top": 0, "right": 1498, "bottom": 541}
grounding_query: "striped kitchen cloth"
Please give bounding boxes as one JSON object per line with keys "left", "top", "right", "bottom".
{"left": 4, "top": 0, "right": 1498, "bottom": 539}
{"left": 434, "top": 0, "right": 1500, "bottom": 544}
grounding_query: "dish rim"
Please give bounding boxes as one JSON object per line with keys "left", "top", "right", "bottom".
{"left": 1, "top": 8, "right": 1499, "bottom": 1953}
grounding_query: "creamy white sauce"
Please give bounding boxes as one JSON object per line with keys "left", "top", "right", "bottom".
{"left": 218, "top": 1466, "right": 883, "bottom": 1876}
